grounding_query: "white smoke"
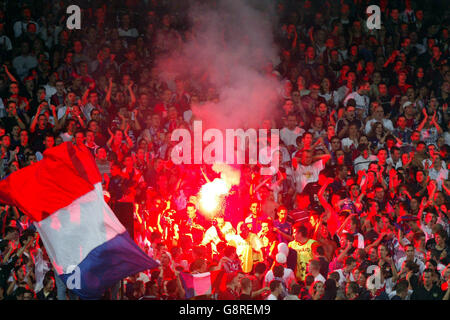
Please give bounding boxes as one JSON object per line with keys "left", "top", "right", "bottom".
{"left": 156, "top": 0, "right": 283, "bottom": 130}
{"left": 212, "top": 162, "right": 241, "bottom": 187}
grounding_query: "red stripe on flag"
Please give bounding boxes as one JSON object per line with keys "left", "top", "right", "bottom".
{"left": 0, "top": 143, "right": 101, "bottom": 221}
{"left": 65, "top": 143, "right": 102, "bottom": 186}
{"left": 210, "top": 269, "right": 227, "bottom": 293}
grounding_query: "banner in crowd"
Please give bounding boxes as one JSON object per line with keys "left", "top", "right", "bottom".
{"left": 179, "top": 270, "right": 228, "bottom": 299}
{"left": 0, "top": 142, "right": 159, "bottom": 299}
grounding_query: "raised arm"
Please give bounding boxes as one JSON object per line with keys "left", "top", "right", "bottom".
{"left": 416, "top": 108, "right": 428, "bottom": 132}
{"left": 431, "top": 111, "right": 443, "bottom": 134}
{"left": 313, "top": 153, "right": 331, "bottom": 165}
{"left": 318, "top": 178, "right": 333, "bottom": 212}
{"left": 29, "top": 104, "right": 43, "bottom": 133}
{"left": 105, "top": 77, "right": 113, "bottom": 107}
{"left": 442, "top": 178, "right": 450, "bottom": 196}
{"left": 57, "top": 106, "right": 70, "bottom": 131}
{"left": 364, "top": 232, "right": 386, "bottom": 253}
{"left": 6, "top": 278, "right": 16, "bottom": 296}
{"left": 3, "top": 64, "right": 17, "bottom": 83}
{"left": 397, "top": 229, "right": 409, "bottom": 249}
{"left": 106, "top": 128, "right": 114, "bottom": 149}
{"left": 387, "top": 256, "right": 398, "bottom": 283}
{"left": 337, "top": 120, "right": 349, "bottom": 139}
{"left": 127, "top": 81, "right": 136, "bottom": 108}
{"left": 254, "top": 176, "right": 272, "bottom": 193}
{"left": 336, "top": 214, "right": 354, "bottom": 237}
{"left": 132, "top": 109, "right": 141, "bottom": 131}
{"left": 73, "top": 108, "right": 86, "bottom": 128}
{"left": 50, "top": 104, "right": 59, "bottom": 131}
{"left": 1, "top": 241, "right": 14, "bottom": 264}
{"left": 383, "top": 50, "right": 399, "bottom": 68}
{"left": 376, "top": 169, "right": 388, "bottom": 190}
{"left": 123, "top": 124, "right": 134, "bottom": 149}
{"left": 118, "top": 113, "right": 127, "bottom": 131}
{"left": 200, "top": 166, "right": 211, "bottom": 183}
{"left": 337, "top": 241, "right": 353, "bottom": 263}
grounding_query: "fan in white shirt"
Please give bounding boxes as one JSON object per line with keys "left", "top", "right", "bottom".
{"left": 341, "top": 123, "right": 361, "bottom": 153}
{"left": 396, "top": 245, "right": 426, "bottom": 273}
{"left": 13, "top": 10, "right": 39, "bottom": 38}
{"left": 306, "top": 259, "right": 327, "bottom": 283}
{"left": 335, "top": 257, "right": 357, "bottom": 288}
{"left": 427, "top": 156, "right": 448, "bottom": 190}
{"left": 420, "top": 212, "right": 438, "bottom": 242}
{"left": 266, "top": 280, "right": 283, "bottom": 300}
{"left": 343, "top": 81, "right": 371, "bottom": 118}
{"left": 365, "top": 105, "right": 394, "bottom": 134}
{"left": 292, "top": 149, "right": 330, "bottom": 194}
{"left": 386, "top": 147, "right": 403, "bottom": 169}
{"left": 118, "top": 14, "right": 139, "bottom": 39}
{"left": 56, "top": 92, "right": 78, "bottom": 120}
{"left": 264, "top": 253, "right": 297, "bottom": 289}
{"left": 12, "top": 43, "right": 38, "bottom": 80}
{"left": 280, "top": 114, "right": 305, "bottom": 147}
{"left": 353, "top": 146, "right": 378, "bottom": 174}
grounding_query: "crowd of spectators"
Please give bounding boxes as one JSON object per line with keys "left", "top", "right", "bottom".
{"left": 1, "top": 0, "right": 450, "bottom": 300}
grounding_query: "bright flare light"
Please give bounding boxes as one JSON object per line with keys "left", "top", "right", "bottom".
{"left": 198, "top": 178, "right": 230, "bottom": 216}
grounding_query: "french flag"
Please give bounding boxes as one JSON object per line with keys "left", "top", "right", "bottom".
{"left": 0, "top": 142, "right": 159, "bottom": 299}
{"left": 179, "top": 270, "right": 227, "bottom": 299}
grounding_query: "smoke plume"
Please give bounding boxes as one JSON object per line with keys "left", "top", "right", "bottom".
{"left": 156, "top": 0, "right": 282, "bottom": 130}
{"left": 212, "top": 162, "right": 241, "bottom": 187}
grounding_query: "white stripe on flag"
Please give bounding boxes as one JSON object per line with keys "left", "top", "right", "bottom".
{"left": 35, "top": 183, "right": 126, "bottom": 275}
{"left": 192, "top": 272, "right": 212, "bottom": 296}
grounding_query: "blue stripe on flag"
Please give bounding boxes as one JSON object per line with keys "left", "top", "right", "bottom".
{"left": 179, "top": 272, "right": 195, "bottom": 299}
{"left": 59, "top": 231, "right": 159, "bottom": 300}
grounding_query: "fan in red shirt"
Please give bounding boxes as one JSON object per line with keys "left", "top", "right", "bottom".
{"left": 217, "top": 272, "right": 242, "bottom": 300}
